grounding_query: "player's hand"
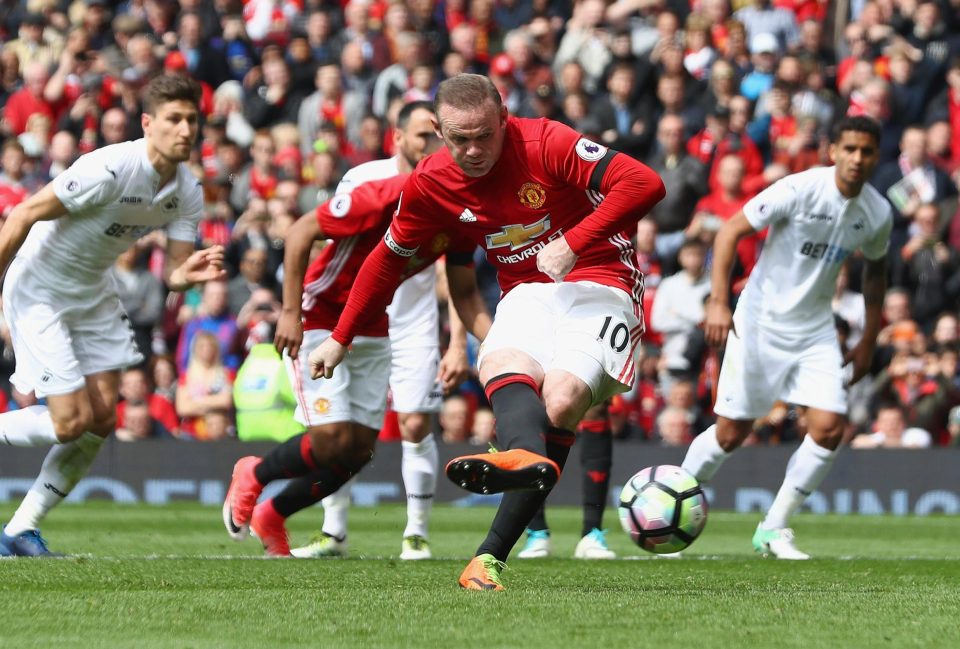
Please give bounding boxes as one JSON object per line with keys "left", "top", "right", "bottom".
{"left": 703, "top": 299, "right": 734, "bottom": 348}
{"left": 843, "top": 340, "right": 873, "bottom": 386}
{"left": 308, "top": 337, "right": 347, "bottom": 380}
{"left": 536, "top": 236, "right": 577, "bottom": 282}
{"left": 437, "top": 345, "right": 470, "bottom": 394}
{"left": 181, "top": 245, "right": 227, "bottom": 283}
{"left": 274, "top": 309, "right": 304, "bottom": 358}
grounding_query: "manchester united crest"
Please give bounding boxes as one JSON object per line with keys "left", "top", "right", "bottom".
{"left": 518, "top": 182, "right": 546, "bottom": 209}
{"left": 314, "top": 398, "right": 330, "bottom": 414}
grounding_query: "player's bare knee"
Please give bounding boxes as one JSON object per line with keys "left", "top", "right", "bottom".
{"left": 89, "top": 413, "right": 117, "bottom": 437}
{"left": 52, "top": 414, "right": 93, "bottom": 442}
{"left": 542, "top": 376, "right": 592, "bottom": 430}
{"left": 715, "top": 418, "right": 752, "bottom": 452}
{"left": 308, "top": 424, "right": 354, "bottom": 458}
{"left": 398, "top": 412, "right": 430, "bottom": 442}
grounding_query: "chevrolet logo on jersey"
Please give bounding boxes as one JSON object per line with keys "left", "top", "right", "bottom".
{"left": 485, "top": 215, "right": 551, "bottom": 251}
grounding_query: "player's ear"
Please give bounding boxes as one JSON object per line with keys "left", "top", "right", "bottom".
{"left": 432, "top": 117, "right": 443, "bottom": 141}
{"left": 141, "top": 112, "right": 151, "bottom": 135}
{"left": 499, "top": 105, "right": 508, "bottom": 126}
{"left": 827, "top": 142, "right": 837, "bottom": 164}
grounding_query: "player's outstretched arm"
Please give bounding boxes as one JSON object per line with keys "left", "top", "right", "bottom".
{"left": 0, "top": 185, "right": 68, "bottom": 280}
{"left": 446, "top": 263, "right": 492, "bottom": 343}
{"left": 276, "top": 214, "right": 323, "bottom": 358}
{"left": 438, "top": 262, "right": 485, "bottom": 393}
{"left": 166, "top": 240, "right": 227, "bottom": 292}
{"left": 845, "top": 255, "right": 887, "bottom": 385}
{"left": 704, "top": 212, "right": 757, "bottom": 347}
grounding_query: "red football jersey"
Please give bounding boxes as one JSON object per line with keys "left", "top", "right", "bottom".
{"left": 302, "top": 174, "right": 465, "bottom": 336}
{"left": 332, "top": 116, "right": 666, "bottom": 345}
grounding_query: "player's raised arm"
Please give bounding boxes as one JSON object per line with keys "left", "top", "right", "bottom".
{"left": 535, "top": 121, "right": 666, "bottom": 280}
{"left": 0, "top": 185, "right": 68, "bottom": 281}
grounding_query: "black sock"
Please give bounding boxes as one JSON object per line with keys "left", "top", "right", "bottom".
{"left": 526, "top": 504, "right": 548, "bottom": 533}
{"left": 254, "top": 433, "right": 318, "bottom": 485}
{"left": 271, "top": 463, "right": 355, "bottom": 518}
{"left": 486, "top": 374, "right": 548, "bottom": 454}
{"left": 476, "top": 427, "right": 573, "bottom": 561}
{"left": 580, "top": 424, "right": 613, "bottom": 537}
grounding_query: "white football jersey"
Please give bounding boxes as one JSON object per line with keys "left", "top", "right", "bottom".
{"left": 336, "top": 156, "right": 438, "bottom": 348}
{"left": 738, "top": 166, "right": 892, "bottom": 334}
{"left": 19, "top": 139, "right": 202, "bottom": 298}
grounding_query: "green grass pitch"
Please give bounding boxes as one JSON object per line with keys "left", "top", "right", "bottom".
{"left": 1, "top": 503, "right": 958, "bottom": 649}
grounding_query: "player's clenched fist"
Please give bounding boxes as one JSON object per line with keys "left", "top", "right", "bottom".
{"left": 536, "top": 236, "right": 577, "bottom": 282}
{"left": 308, "top": 337, "right": 348, "bottom": 379}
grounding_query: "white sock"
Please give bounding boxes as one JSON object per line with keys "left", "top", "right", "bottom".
{"left": 0, "top": 405, "right": 60, "bottom": 446}
{"left": 321, "top": 477, "right": 353, "bottom": 540}
{"left": 401, "top": 433, "right": 438, "bottom": 539}
{"left": 5, "top": 432, "right": 105, "bottom": 536}
{"left": 681, "top": 425, "right": 729, "bottom": 484}
{"left": 762, "top": 435, "right": 837, "bottom": 530}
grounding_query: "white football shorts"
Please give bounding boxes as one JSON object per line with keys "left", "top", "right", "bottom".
{"left": 3, "top": 258, "right": 143, "bottom": 398}
{"left": 286, "top": 328, "right": 391, "bottom": 430}
{"left": 388, "top": 344, "right": 442, "bottom": 414}
{"left": 478, "top": 281, "right": 643, "bottom": 406}
{"left": 714, "top": 315, "right": 848, "bottom": 420}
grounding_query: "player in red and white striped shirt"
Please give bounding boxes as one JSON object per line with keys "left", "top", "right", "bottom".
{"left": 309, "top": 75, "right": 666, "bottom": 589}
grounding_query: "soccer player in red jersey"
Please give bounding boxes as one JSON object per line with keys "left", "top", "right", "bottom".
{"left": 309, "top": 74, "right": 666, "bottom": 589}
{"left": 222, "top": 174, "right": 474, "bottom": 555}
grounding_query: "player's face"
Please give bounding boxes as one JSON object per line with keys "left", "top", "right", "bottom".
{"left": 435, "top": 99, "right": 508, "bottom": 178}
{"left": 143, "top": 99, "right": 200, "bottom": 164}
{"left": 830, "top": 130, "right": 879, "bottom": 196}
{"left": 396, "top": 107, "right": 441, "bottom": 170}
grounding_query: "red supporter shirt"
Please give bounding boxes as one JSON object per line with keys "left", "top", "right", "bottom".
{"left": 332, "top": 116, "right": 665, "bottom": 345}
{"left": 302, "top": 174, "right": 466, "bottom": 336}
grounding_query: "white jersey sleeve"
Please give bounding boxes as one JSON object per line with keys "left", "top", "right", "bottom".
{"left": 52, "top": 148, "right": 124, "bottom": 213}
{"left": 743, "top": 175, "right": 798, "bottom": 231}
{"left": 166, "top": 171, "right": 204, "bottom": 242}
{"left": 860, "top": 202, "right": 893, "bottom": 260}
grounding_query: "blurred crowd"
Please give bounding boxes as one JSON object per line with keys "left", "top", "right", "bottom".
{"left": 0, "top": 0, "right": 958, "bottom": 448}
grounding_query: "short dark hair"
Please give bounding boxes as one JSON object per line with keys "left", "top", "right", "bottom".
{"left": 831, "top": 115, "right": 881, "bottom": 145}
{"left": 397, "top": 100, "right": 435, "bottom": 130}
{"left": 143, "top": 74, "right": 202, "bottom": 115}
{"left": 434, "top": 74, "right": 501, "bottom": 114}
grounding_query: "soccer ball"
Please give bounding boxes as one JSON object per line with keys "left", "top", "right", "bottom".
{"left": 618, "top": 465, "right": 708, "bottom": 554}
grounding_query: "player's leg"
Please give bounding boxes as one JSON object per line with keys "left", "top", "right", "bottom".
{"left": 389, "top": 343, "right": 442, "bottom": 559}
{"left": 682, "top": 319, "right": 782, "bottom": 484}
{"left": 397, "top": 411, "right": 437, "bottom": 559}
{"left": 755, "top": 333, "right": 848, "bottom": 559}
{"left": 2, "top": 370, "right": 120, "bottom": 556}
{"left": 225, "top": 332, "right": 390, "bottom": 540}
{"left": 575, "top": 403, "right": 616, "bottom": 559}
{"left": 517, "top": 503, "right": 552, "bottom": 559}
{"left": 446, "top": 285, "right": 560, "bottom": 495}
{"left": 252, "top": 422, "right": 380, "bottom": 557}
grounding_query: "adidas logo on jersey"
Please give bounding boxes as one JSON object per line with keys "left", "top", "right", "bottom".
{"left": 459, "top": 208, "right": 477, "bottom": 223}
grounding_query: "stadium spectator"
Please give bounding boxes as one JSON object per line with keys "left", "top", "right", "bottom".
{"left": 232, "top": 342, "right": 303, "bottom": 442}
{"left": 149, "top": 354, "right": 178, "bottom": 405}
{"left": 372, "top": 31, "right": 423, "bottom": 118}
{"left": 115, "top": 400, "right": 174, "bottom": 441}
{"left": 733, "top": 0, "right": 798, "bottom": 50}
{"left": 112, "top": 245, "right": 165, "bottom": 361}
{"left": 3, "top": 61, "right": 60, "bottom": 137}
{"left": 646, "top": 114, "right": 709, "bottom": 238}
{"left": 227, "top": 247, "right": 275, "bottom": 316}
{"left": 892, "top": 202, "right": 960, "bottom": 330}
{"left": 852, "top": 402, "right": 932, "bottom": 449}
{"left": 656, "top": 406, "right": 695, "bottom": 446}
{"left": 651, "top": 239, "right": 711, "bottom": 391}
{"left": 469, "top": 407, "right": 496, "bottom": 446}
{"left": 590, "top": 62, "right": 652, "bottom": 159}
{"left": 297, "top": 63, "right": 366, "bottom": 160}
{"left": 176, "top": 330, "right": 234, "bottom": 440}
{"left": 440, "top": 394, "right": 472, "bottom": 444}
{"left": 116, "top": 367, "right": 179, "bottom": 437}
{"left": 176, "top": 279, "right": 241, "bottom": 373}
{"left": 0, "top": 138, "right": 28, "bottom": 217}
